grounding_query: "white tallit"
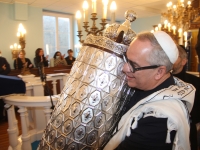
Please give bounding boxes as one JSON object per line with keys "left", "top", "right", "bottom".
{"left": 104, "top": 77, "right": 195, "bottom": 150}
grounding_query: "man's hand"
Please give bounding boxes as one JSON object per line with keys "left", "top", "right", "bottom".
{"left": 2, "top": 64, "right": 6, "bottom": 70}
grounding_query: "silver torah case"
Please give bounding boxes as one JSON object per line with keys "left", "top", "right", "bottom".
{"left": 38, "top": 10, "right": 137, "bottom": 150}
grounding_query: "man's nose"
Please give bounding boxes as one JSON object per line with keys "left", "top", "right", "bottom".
{"left": 122, "top": 63, "right": 130, "bottom": 73}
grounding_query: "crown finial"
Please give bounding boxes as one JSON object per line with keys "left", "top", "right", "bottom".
{"left": 125, "top": 10, "right": 137, "bottom": 22}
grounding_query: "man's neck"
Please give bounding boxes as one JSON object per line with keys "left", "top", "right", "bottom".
{"left": 68, "top": 56, "right": 73, "bottom": 60}
{"left": 172, "top": 68, "right": 182, "bottom": 74}
{"left": 144, "top": 73, "right": 171, "bottom": 91}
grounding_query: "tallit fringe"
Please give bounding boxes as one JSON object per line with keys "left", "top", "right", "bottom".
{"left": 166, "top": 130, "right": 171, "bottom": 143}
{"left": 166, "top": 119, "right": 177, "bottom": 143}
{"left": 126, "top": 112, "right": 143, "bottom": 137}
{"left": 173, "top": 134, "right": 179, "bottom": 150}
{"left": 143, "top": 107, "right": 177, "bottom": 144}
{"left": 126, "top": 107, "right": 177, "bottom": 145}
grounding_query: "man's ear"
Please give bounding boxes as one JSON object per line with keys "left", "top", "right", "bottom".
{"left": 155, "top": 66, "right": 167, "bottom": 80}
{"left": 181, "top": 58, "right": 187, "bottom": 66}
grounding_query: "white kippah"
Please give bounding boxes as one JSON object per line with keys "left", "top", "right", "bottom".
{"left": 152, "top": 31, "right": 178, "bottom": 64}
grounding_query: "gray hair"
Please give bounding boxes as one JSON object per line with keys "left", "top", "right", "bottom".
{"left": 177, "top": 45, "right": 187, "bottom": 59}
{"left": 136, "top": 31, "right": 173, "bottom": 72}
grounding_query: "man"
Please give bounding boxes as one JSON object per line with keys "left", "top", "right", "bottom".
{"left": 104, "top": 31, "right": 195, "bottom": 150}
{"left": 65, "top": 49, "right": 76, "bottom": 65}
{"left": 172, "top": 45, "right": 200, "bottom": 150}
{"left": 0, "top": 51, "right": 11, "bottom": 122}
{"left": 0, "top": 51, "right": 11, "bottom": 75}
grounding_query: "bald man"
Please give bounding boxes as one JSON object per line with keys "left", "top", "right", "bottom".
{"left": 104, "top": 31, "right": 195, "bottom": 150}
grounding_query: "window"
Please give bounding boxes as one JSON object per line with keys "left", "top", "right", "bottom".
{"left": 43, "top": 12, "right": 73, "bottom": 58}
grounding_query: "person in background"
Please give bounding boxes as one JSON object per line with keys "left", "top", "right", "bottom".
{"left": 0, "top": 51, "right": 11, "bottom": 75}
{"left": 65, "top": 49, "right": 76, "bottom": 65}
{"left": 172, "top": 45, "right": 200, "bottom": 150}
{"left": 34, "top": 48, "right": 49, "bottom": 68}
{"left": 14, "top": 50, "right": 34, "bottom": 70}
{"left": 52, "top": 51, "right": 68, "bottom": 67}
{"left": 0, "top": 50, "right": 11, "bottom": 122}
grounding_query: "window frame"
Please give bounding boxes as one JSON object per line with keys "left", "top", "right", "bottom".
{"left": 42, "top": 11, "right": 73, "bottom": 56}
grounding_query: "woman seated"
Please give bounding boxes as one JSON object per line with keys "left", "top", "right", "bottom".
{"left": 14, "top": 50, "right": 34, "bottom": 70}
{"left": 34, "top": 48, "right": 49, "bottom": 68}
{"left": 50, "top": 51, "right": 68, "bottom": 67}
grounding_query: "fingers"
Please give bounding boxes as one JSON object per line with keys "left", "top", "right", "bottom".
{"left": 2, "top": 64, "right": 6, "bottom": 70}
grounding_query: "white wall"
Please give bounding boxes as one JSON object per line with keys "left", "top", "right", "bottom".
{"left": 0, "top": 2, "right": 162, "bottom": 69}
{"left": 0, "top": 2, "right": 44, "bottom": 69}
{"left": 131, "top": 15, "right": 161, "bottom": 34}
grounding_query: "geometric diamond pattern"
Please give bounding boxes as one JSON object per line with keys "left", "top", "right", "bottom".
{"left": 38, "top": 36, "right": 130, "bottom": 150}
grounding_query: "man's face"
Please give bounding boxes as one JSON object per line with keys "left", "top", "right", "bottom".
{"left": 123, "top": 38, "right": 158, "bottom": 90}
{"left": 68, "top": 51, "right": 73, "bottom": 57}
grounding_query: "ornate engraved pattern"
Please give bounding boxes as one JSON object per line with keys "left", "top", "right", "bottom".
{"left": 84, "top": 34, "right": 128, "bottom": 55}
{"left": 104, "top": 23, "right": 120, "bottom": 41}
{"left": 104, "top": 10, "right": 137, "bottom": 46}
{"left": 38, "top": 41, "right": 130, "bottom": 149}
{"left": 38, "top": 11, "right": 137, "bottom": 149}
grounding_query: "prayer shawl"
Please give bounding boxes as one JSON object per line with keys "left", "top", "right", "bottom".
{"left": 104, "top": 77, "right": 195, "bottom": 150}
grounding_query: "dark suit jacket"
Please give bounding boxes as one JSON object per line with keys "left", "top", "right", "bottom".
{"left": 0, "top": 57, "right": 11, "bottom": 75}
{"left": 65, "top": 56, "right": 75, "bottom": 65}
{"left": 0, "top": 75, "right": 25, "bottom": 96}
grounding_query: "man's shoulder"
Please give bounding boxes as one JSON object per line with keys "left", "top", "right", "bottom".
{"left": 65, "top": 56, "right": 69, "bottom": 59}
{"left": 185, "top": 73, "right": 200, "bottom": 86}
{"left": 0, "top": 57, "right": 6, "bottom": 60}
{"left": 0, "top": 57, "right": 9, "bottom": 64}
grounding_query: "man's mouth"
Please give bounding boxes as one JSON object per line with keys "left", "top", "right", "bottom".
{"left": 126, "top": 75, "right": 135, "bottom": 80}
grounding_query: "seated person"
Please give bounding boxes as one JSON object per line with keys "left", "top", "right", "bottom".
{"left": 34, "top": 48, "right": 49, "bottom": 68}
{"left": 0, "top": 50, "right": 11, "bottom": 121}
{"left": 65, "top": 49, "right": 76, "bottom": 65}
{"left": 14, "top": 50, "right": 34, "bottom": 70}
{"left": 0, "top": 51, "right": 11, "bottom": 75}
{"left": 172, "top": 45, "right": 200, "bottom": 150}
{"left": 51, "top": 51, "right": 68, "bottom": 67}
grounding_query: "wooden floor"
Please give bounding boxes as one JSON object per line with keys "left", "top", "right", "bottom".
{"left": 0, "top": 111, "right": 199, "bottom": 150}
{"left": 0, "top": 112, "right": 22, "bottom": 150}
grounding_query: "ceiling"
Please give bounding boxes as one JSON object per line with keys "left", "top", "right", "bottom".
{"left": 0, "top": 0, "right": 177, "bottom": 21}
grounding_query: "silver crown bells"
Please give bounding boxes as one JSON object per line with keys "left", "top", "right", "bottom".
{"left": 38, "top": 10, "right": 137, "bottom": 150}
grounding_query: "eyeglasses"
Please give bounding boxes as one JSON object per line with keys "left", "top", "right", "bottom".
{"left": 122, "top": 54, "right": 160, "bottom": 76}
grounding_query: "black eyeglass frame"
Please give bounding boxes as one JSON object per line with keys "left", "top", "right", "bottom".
{"left": 122, "top": 54, "right": 160, "bottom": 73}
